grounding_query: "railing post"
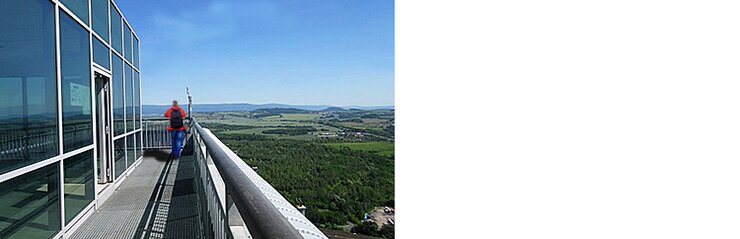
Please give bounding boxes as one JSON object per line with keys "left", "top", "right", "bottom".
{"left": 227, "top": 191, "right": 250, "bottom": 238}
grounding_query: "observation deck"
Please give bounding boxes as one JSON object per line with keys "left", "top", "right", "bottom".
{"left": 69, "top": 118, "right": 327, "bottom": 239}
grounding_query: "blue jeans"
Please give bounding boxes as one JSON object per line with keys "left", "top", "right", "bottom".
{"left": 171, "top": 130, "right": 184, "bottom": 158}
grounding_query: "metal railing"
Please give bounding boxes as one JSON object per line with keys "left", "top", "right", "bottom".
{"left": 140, "top": 113, "right": 327, "bottom": 238}
{"left": 142, "top": 118, "right": 172, "bottom": 149}
{"left": 191, "top": 119, "right": 327, "bottom": 239}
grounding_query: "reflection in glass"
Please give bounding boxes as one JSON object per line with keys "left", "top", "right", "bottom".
{"left": 0, "top": 163, "right": 61, "bottom": 238}
{"left": 126, "top": 135, "right": 135, "bottom": 169}
{"left": 134, "top": 37, "right": 140, "bottom": 68}
{"left": 110, "top": 6, "right": 122, "bottom": 53}
{"left": 123, "top": 25, "right": 132, "bottom": 62}
{"left": 91, "top": 0, "right": 108, "bottom": 41}
{"left": 60, "top": 0, "right": 89, "bottom": 25}
{"left": 64, "top": 150, "right": 94, "bottom": 223}
{"left": 60, "top": 12, "right": 93, "bottom": 153}
{"left": 114, "top": 138, "right": 125, "bottom": 179}
{"left": 135, "top": 132, "right": 142, "bottom": 160}
{"left": 125, "top": 65, "right": 133, "bottom": 132}
{"left": 0, "top": 0, "right": 59, "bottom": 174}
{"left": 93, "top": 37, "right": 110, "bottom": 69}
{"left": 134, "top": 71, "right": 140, "bottom": 129}
{"left": 112, "top": 56, "right": 124, "bottom": 136}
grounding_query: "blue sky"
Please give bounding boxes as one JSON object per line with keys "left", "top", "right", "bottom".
{"left": 116, "top": 0, "right": 394, "bottom": 106}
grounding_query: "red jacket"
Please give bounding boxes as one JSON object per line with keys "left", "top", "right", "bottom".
{"left": 164, "top": 106, "right": 187, "bottom": 131}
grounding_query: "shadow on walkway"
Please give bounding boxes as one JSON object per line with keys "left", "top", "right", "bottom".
{"left": 134, "top": 143, "right": 203, "bottom": 239}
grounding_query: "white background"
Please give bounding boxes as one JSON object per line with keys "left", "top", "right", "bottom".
{"left": 397, "top": 0, "right": 740, "bottom": 238}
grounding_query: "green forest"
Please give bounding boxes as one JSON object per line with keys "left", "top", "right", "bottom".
{"left": 217, "top": 136, "right": 394, "bottom": 227}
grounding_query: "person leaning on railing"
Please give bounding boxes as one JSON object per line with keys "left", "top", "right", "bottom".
{"left": 164, "top": 100, "right": 186, "bottom": 158}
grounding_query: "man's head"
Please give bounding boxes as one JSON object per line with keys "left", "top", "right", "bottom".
{"left": 172, "top": 100, "right": 179, "bottom": 107}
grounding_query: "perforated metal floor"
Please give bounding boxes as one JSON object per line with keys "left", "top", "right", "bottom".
{"left": 70, "top": 150, "right": 204, "bottom": 239}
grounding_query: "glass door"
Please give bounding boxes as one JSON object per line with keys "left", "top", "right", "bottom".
{"left": 94, "top": 72, "right": 113, "bottom": 191}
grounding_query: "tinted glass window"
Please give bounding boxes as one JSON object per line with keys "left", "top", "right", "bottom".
{"left": 112, "top": 56, "right": 124, "bottom": 135}
{"left": 91, "top": 0, "right": 108, "bottom": 41}
{"left": 0, "top": 163, "right": 61, "bottom": 238}
{"left": 133, "top": 37, "right": 140, "bottom": 68}
{"left": 134, "top": 71, "right": 140, "bottom": 129}
{"left": 125, "top": 65, "right": 133, "bottom": 132}
{"left": 60, "top": 0, "right": 89, "bottom": 25}
{"left": 123, "top": 25, "right": 132, "bottom": 62}
{"left": 64, "top": 150, "right": 94, "bottom": 223}
{"left": 110, "top": 6, "right": 122, "bottom": 53}
{"left": 135, "top": 132, "right": 142, "bottom": 159}
{"left": 126, "top": 135, "right": 135, "bottom": 169}
{"left": 0, "top": 0, "right": 59, "bottom": 174}
{"left": 60, "top": 12, "right": 93, "bottom": 153}
{"left": 93, "top": 37, "right": 110, "bottom": 69}
{"left": 114, "top": 137, "right": 125, "bottom": 179}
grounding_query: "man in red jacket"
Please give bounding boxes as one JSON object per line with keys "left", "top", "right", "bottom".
{"left": 164, "top": 100, "right": 187, "bottom": 158}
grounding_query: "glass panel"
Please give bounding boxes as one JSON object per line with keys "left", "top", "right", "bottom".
{"left": 110, "top": 6, "right": 122, "bottom": 53}
{"left": 60, "top": 12, "right": 92, "bottom": 153}
{"left": 114, "top": 137, "right": 125, "bottom": 179}
{"left": 123, "top": 25, "right": 132, "bottom": 62}
{"left": 125, "top": 65, "right": 133, "bottom": 132}
{"left": 112, "top": 56, "right": 124, "bottom": 136}
{"left": 60, "top": 0, "right": 88, "bottom": 25}
{"left": 0, "top": 163, "right": 61, "bottom": 239}
{"left": 63, "top": 150, "right": 94, "bottom": 223}
{"left": 0, "top": 0, "right": 59, "bottom": 175}
{"left": 126, "top": 135, "right": 135, "bottom": 168}
{"left": 92, "top": 37, "right": 110, "bottom": 69}
{"left": 134, "top": 71, "right": 140, "bottom": 129}
{"left": 91, "top": 0, "right": 108, "bottom": 41}
{"left": 135, "top": 132, "right": 142, "bottom": 160}
{"left": 133, "top": 37, "right": 139, "bottom": 68}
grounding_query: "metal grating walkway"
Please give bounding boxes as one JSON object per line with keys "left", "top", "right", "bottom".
{"left": 70, "top": 150, "right": 204, "bottom": 239}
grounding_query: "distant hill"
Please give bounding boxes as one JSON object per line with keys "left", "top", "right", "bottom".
{"left": 142, "top": 103, "right": 393, "bottom": 115}
{"left": 322, "top": 107, "right": 348, "bottom": 112}
{"left": 252, "top": 108, "right": 312, "bottom": 114}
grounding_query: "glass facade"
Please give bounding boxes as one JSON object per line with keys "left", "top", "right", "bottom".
{"left": 134, "top": 37, "right": 140, "bottom": 68}
{"left": 126, "top": 135, "right": 135, "bottom": 168}
{"left": 114, "top": 138, "right": 125, "bottom": 179}
{"left": 123, "top": 25, "right": 132, "bottom": 62}
{"left": 110, "top": 6, "right": 122, "bottom": 53}
{"left": 135, "top": 132, "right": 143, "bottom": 160}
{"left": 0, "top": 0, "right": 141, "bottom": 236}
{"left": 60, "top": 11, "right": 93, "bottom": 153}
{"left": 0, "top": 163, "right": 61, "bottom": 239}
{"left": 134, "top": 71, "right": 140, "bottom": 129}
{"left": 125, "top": 65, "right": 133, "bottom": 132}
{"left": 91, "top": 0, "right": 108, "bottom": 41}
{"left": 93, "top": 38, "right": 110, "bottom": 69}
{"left": 63, "top": 150, "right": 94, "bottom": 223}
{"left": 112, "top": 56, "right": 125, "bottom": 136}
{"left": 0, "top": 0, "right": 59, "bottom": 175}
{"left": 60, "top": 0, "right": 89, "bottom": 25}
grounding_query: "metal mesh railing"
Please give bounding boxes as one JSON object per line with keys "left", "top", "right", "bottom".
{"left": 191, "top": 123, "right": 232, "bottom": 239}
{"left": 142, "top": 119, "right": 172, "bottom": 149}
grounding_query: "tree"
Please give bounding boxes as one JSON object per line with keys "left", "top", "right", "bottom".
{"left": 380, "top": 224, "right": 395, "bottom": 239}
{"left": 351, "top": 221, "right": 379, "bottom": 237}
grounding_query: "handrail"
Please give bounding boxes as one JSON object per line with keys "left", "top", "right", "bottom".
{"left": 192, "top": 119, "right": 304, "bottom": 239}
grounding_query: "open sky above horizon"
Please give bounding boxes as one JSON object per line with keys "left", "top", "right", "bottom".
{"left": 116, "top": 0, "right": 394, "bottom": 106}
